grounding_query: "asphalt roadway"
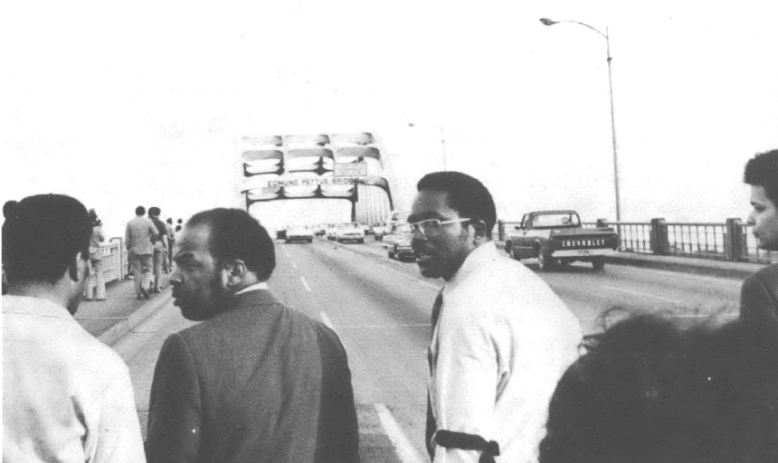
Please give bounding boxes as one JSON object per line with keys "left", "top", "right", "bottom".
{"left": 76, "top": 237, "right": 749, "bottom": 463}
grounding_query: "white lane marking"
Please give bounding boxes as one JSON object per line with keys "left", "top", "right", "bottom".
{"left": 300, "top": 276, "right": 311, "bottom": 292}
{"left": 601, "top": 285, "right": 681, "bottom": 303}
{"left": 377, "top": 262, "right": 439, "bottom": 290}
{"left": 282, "top": 245, "right": 291, "bottom": 258}
{"left": 290, "top": 260, "right": 298, "bottom": 270}
{"left": 320, "top": 311, "right": 336, "bottom": 330}
{"left": 374, "top": 404, "right": 426, "bottom": 463}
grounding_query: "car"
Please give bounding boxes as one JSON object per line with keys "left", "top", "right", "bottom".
{"left": 313, "top": 224, "right": 327, "bottom": 237}
{"left": 504, "top": 210, "right": 619, "bottom": 271}
{"left": 373, "top": 222, "right": 389, "bottom": 241}
{"left": 326, "top": 224, "right": 339, "bottom": 240}
{"left": 334, "top": 222, "right": 366, "bottom": 244}
{"left": 285, "top": 225, "right": 314, "bottom": 243}
{"left": 381, "top": 223, "right": 415, "bottom": 261}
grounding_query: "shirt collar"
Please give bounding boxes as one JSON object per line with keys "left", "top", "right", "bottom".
{"left": 2, "top": 295, "right": 73, "bottom": 319}
{"left": 444, "top": 241, "right": 498, "bottom": 293}
{"left": 234, "top": 281, "right": 269, "bottom": 295}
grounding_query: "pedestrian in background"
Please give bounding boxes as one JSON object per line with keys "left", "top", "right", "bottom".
{"left": 408, "top": 171, "right": 582, "bottom": 463}
{"left": 148, "top": 207, "right": 168, "bottom": 294}
{"left": 740, "top": 148, "right": 778, "bottom": 320}
{"left": 165, "top": 217, "right": 175, "bottom": 272}
{"left": 2, "top": 199, "right": 18, "bottom": 295}
{"left": 126, "top": 206, "right": 157, "bottom": 299}
{"left": 85, "top": 208, "right": 106, "bottom": 301}
{"left": 3, "top": 194, "right": 145, "bottom": 462}
{"left": 145, "top": 208, "right": 359, "bottom": 463}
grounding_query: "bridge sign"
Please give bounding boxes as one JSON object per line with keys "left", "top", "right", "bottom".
{"left": 334, "top": 162, "right": 367, "bottom": 177}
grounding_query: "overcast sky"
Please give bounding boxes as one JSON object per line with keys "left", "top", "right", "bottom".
{"left": 2, "top": 1, "right": 777, "bottom": 237}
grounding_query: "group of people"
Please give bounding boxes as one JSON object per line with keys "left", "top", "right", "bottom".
{"left": 125, "top": 206, "right": 182, "bottom": 300}
{"left": 2, "top": 147, "right": 778, "bottom": 463}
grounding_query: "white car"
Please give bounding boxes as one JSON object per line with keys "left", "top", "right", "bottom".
{"left": 334, "top": 222, "right": 365, "bottom": 244}
{"left": 285, "top": 226, "right": 314, "bottom": 243}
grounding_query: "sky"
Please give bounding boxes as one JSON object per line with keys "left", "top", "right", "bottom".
{"left": 2, "top": 0, "right": 777, "bottom": 237}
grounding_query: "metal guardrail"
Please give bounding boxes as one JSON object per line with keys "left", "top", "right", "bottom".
{"left": 497, "top": 219, "right": 777, "bottom": 265}
{"left": 97, "top": 238, "right": 127, "bottom": 284}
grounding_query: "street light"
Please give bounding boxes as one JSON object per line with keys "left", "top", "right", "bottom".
{"left": 540, "top": 17, "right": 622, "bottom": 221}
{"left": 408, "top": 122, "right": 447, "bottom": 172}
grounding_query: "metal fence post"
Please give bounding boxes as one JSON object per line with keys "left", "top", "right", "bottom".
{"left": 650, "top": 218, "right": 668, "bottom": 255}
{"left": 724, "top": 218, "right": 745, "bottom": 261}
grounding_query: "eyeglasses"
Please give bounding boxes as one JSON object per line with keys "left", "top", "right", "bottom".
{"left": 408, "top": 218, "right": 472, "bottom": 237}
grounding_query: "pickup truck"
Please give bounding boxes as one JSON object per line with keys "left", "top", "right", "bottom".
{"left": 504, "top": 210, "right": 618, "bottom": 270}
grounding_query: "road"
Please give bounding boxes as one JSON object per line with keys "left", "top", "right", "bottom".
{"left": 113, "top": 236, "right": 742, "bottom": 463}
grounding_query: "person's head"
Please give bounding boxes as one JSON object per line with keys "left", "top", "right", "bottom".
{"left": 3, "top": 200, "right": 18, "bottom": 218}
{"left": 175, "top": 225, "right": 182, "bottom": 232}
{"left": 409, "top": 171, "right": 496, "bottom": 280}
{"left": 177, "top": 218, "right": 183, "bottom": 224}
{"left": 2, "top": 194, "right": 92, "bottom": 314}
{"left": 169, "top": 208, "right": 276, "bottom": 321}
{"left": 88, "top": 208, "right": 101, "bottom": 227}
{"left": 166, "top": 217, "right": 173, "bottom": 224}
{"left": 744, "top": 149, "right": 778, "bottom": 250}
{"left": 539, "top": 313, "right": 778, "bottom": 463}
{"left": 135, "top": 205, "right": 146, "bottom": 216}
{"left": 148, "top": 206, "right": 161, "bottom": 217}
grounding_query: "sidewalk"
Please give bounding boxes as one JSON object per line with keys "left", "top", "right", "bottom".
{"left": 75, "top": 273, "right": 171, "bottom": 346}
{"left": 494, "top": 241, "right": 767, "bottom": 280}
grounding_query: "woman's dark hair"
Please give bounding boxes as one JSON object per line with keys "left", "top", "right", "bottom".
{"left": 417, "top": 171, "right": 497, "bottom": 238}
{"left": 3, "top": 194, "right": 91, "bottom": 284}
{"left": 186, "top": 208, "right": 276, "bottom": 281}
{"left": 540, "top": 313, "right": 778, "bottom": 463}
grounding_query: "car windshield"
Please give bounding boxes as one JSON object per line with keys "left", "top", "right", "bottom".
{"left": 531, "top": 213, "right": 580, "bottom": 228}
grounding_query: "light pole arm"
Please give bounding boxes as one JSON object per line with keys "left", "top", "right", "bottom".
{"left": 559, "top": 19, "right": 607, "bottom": 39}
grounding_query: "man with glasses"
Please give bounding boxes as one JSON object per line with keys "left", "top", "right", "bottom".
{"left": 740, "top": 148, "right": 778, "bottom": 320}
{"left": 409, "top": 171, "right": 582, "bottom": 463}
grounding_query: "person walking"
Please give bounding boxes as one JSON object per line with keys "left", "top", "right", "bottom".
{"left": 148, "top": 207, "right": 168, "bottom": 294}
{"left": 408, "top": 172, "right": 582, "bottom": 463}
{"left": 126, "top": 206, "right": 157, "bottom": 299}
{"left": 85, "top": 208, "right": 106, "bottom": 301}
{"left": 145, "top": 208, "right": 359, "bottom": 463}
{"left": 3, "top": 194, "right": 145, "bottom": 462}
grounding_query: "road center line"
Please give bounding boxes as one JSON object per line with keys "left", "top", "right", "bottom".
{"left": 282, "top": 245, "right": 291, "bottom": 258}
{"left": 374, "top": 404, "right": 426, "bottom": 463}
{"left": 300, "top": 276, "right": 311, "bottom": 292}
{"left": 290, "top": 260, "right": 298, "bottom": 270}
{"left": 601, "top": 285, "right": 680, "bottom": 303}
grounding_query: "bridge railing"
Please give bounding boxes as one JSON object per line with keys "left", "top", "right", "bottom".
{"left": 95, "top": 238, "right": 128, "bottom": 285}
{"left": 497, "top": 218, "right": 777, "bottom": 264}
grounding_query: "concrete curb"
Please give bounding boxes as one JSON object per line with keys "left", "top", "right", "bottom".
{"left": 98, "top": 290, "right": 173, "bottom": 346}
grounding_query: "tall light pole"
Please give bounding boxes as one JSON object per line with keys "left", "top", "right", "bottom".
{"left": 408, "top": 122, "right": 447, "bottom": 172}
{"left": 540, "top": 17, "right": 621, "bottom": 221}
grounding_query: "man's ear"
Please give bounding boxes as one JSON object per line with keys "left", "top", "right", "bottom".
{"left": 471, "top": 220, "right": 488, "bottom": 241}
{"left": 69, "top": 252, "right": 88, "bottom": 282}
{"left": 224, "top": 259, "right": 248, "bottom": 286}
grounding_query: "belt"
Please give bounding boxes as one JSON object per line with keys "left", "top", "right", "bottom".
{"left": 435, "top": 430, "right": 500, "bottom": 463}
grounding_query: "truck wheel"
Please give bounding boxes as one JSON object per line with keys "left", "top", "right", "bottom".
{"left": 538, "top": 252, "right": 553, "bottom": 271}
{"left": 510, "top": 247, "right": 521, "bottom": 261}
{"left": 388, "top": 249, "right": 395, "bottom": 259}
{"left": 504, "top": 241, "right": 512, "bottom": 256}
{"left": 592, "top": 257, "right": 605, "bottom": 270}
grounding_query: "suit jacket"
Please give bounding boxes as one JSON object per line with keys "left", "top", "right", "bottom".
{"left": 740, "top": 263, "right": 778, "bottom": 321}
{"left": 145, "top": 290, "right": 359, "bottom": 463}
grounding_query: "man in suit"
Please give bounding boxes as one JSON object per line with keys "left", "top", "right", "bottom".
{"left": 3, "top": 194, "right": 145, "bottom": 462}
{"left": 145, "top": 208, "right": 359, "bottom": 463}
{"left": 740, "top": 148, "right": 778, "bottom": 320}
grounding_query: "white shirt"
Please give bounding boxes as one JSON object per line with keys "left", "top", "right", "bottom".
{"left": 428, "top": 242, "right": 582, "bottom": 463}
{"left": 3, "top": 295, "right": 146, "bottom": 463}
